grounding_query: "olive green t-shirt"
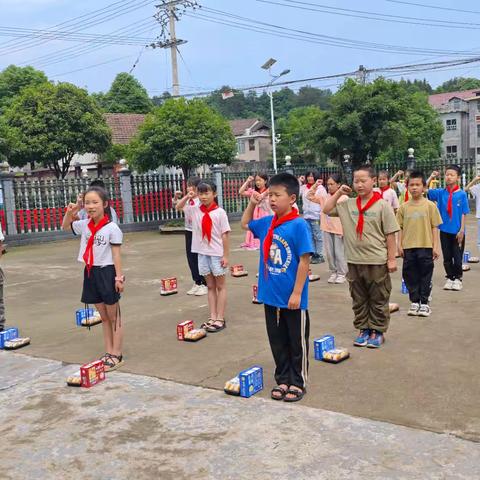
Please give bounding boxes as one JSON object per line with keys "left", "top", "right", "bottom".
{"left": 396, "top": 198, "right": 442, "bottom": 249}
{"left": 330, "top": 198, "right": 399, "bottom": 265}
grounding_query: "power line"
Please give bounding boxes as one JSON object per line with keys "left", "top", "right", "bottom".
{"left": 255, "top": 0, "right": 480, "bottom": 30}
{"left": 0, "top": 0, "right": 156, "bottom": 57}
{"left": 384, "top": 0, "right": 480, "bottom": 15}
{"left": 194, "top": 7, "right": 477, "bottom": 57}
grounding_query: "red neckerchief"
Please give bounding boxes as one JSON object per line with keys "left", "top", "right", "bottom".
{"left": 263, "top": 209, "right": 299, "bottom": 272}
{"left": 446, "top": 185, "right": 459, "bottom": 218}
{"left": 405, "top": 190, "right": 409, "bottom": 202}
{"left": 380, "top": 185, "right": 390, "bottom": 198}
{"left": 189, "top": 199, "right": 195, "bottom": 206}
{"left": 356, "top": 192, "right": 382, "bottom": 240}
{"left": 258, "top": 187, "right": 267, "bottom": 194}
{"left": 200, "top": 202, "right": 218, "bottom": 243}
{"left": 305, "top": 183, "right": 313, "bottom": 189}
{"left": 83, "top": 216, "right": 109, "bottom": 276}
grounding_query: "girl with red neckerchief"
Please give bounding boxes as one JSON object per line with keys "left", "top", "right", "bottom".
{"left": 239, "top": 173, "right": 271, "bottom": 250}
{"left": 62, "top": 186, "right": 125, "bottom": 372}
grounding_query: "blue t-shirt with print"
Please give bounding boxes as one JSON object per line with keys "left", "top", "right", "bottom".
{"left": 427, "top": 188, "right": 469, "bottom": 234}
{"left": 249, "top": 215, "right": 314, "bottom": 310}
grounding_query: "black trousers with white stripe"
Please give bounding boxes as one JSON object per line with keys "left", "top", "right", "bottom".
{"left": 264, "top": 305, "right": 310, "bottom": 389}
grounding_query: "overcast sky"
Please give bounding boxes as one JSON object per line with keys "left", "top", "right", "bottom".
{"left": 1, "top": 0, "right": 480, "bottom": 96}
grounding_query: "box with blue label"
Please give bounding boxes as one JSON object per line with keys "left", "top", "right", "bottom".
{"left": 75, "top": 308, "right": 95, "bottom": 326}
{"left": 0, "top": 328, "right": 19, "bottom": 349}
{"left": 314, "top": 335, "right": 335, "bottom": 360}
{"left": 239, "top": 366, "right": 263, "bottom": 398}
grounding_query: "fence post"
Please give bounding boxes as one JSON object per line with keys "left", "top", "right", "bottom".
{"left": 0, "top": 161, "right": 17, "bottom": 235}
{"left": 119, "top": 161, "right": 134, "bottom": 224}
{"left": 211, "top": 165, "right": 224, "bottom": 209}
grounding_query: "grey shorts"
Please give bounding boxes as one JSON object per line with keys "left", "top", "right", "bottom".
{"left": 198, "top": 254, "right": 227, "bottom": 277}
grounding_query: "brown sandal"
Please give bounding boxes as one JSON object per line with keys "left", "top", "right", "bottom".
{"left": 205, "top": 319, "right": 226, "bottom": 333}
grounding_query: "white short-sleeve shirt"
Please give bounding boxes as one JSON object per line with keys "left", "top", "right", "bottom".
{"left": 184, "top": 205, "right": 231, "bottom": 256}
{"left": 72, "top": 219, "right": 123, "bottom": 266}
{"left": 470, "top": 184, "right": 480, "bottom": 218}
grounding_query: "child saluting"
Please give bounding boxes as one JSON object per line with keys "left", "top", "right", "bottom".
{"left": 62, "top": 186, "right": 125, "bottom": 372}
{"left": 241, "top": 173, "right": 313, "bottom": 403}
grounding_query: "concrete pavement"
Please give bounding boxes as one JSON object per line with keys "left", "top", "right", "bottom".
{"left": 1, "top": 220, "right": 479, "bottom": 449}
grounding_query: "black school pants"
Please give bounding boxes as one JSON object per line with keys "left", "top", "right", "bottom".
{"left": 440, "top": 231, "right": 465, "bottom": 281}
{"left": 185, "top": 230, "right": 206, "bottom": 286}
{"left": 264, "top": 305, "right": 310, "bottom": 389}
{"left": 402, "top": 248, "right": 434, "bottom": 305}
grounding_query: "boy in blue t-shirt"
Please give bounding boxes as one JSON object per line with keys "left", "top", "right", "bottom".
{"left": 241, "top": 173, "right": 313, "bottom": 403}
{"left": 427, "top": 165, "right": 470, "bottom": 291}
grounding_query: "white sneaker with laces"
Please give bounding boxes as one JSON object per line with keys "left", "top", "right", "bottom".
{"left": 335, "top": 274, "right": 346, "bottom": 284}
{"left": 408, "top": 303, "right": 420, "bottom": 316}
{"left": 194, "top": 284, "right": 208, "bottom": 296}
{"left": 187, "top": 284, "right": 199, "bottom": 295}
{"left": 451, "top": 279, "right": 463, "bottom": 291}
{"left": 417, "top": 304, "right": 431, "bottom": 317}
{"left": 443, "top": 279, "right": 454, "bottom": 290}
{"left": 327, "top": 273, "right": 337, "bottom": 284}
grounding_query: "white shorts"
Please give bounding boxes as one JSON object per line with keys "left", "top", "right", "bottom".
{"left": 198, "top": 254, "right": 226, "bottom": 277}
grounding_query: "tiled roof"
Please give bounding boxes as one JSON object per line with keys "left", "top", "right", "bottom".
{"left": 428, "top": 89, "right": 480, "bottom": 108}
{"left": 104, "top": 113, "right": 269, "bottom": 145}
{"left": 104, "top": 113, "right": 147, "bottom": 145}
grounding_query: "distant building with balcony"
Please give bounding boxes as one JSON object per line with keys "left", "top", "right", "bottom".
{"left": 429, "top": 89, "right": 480, "bottom": 161}
{"left": 230, "top": 118, "right": 272, "bottom": 167}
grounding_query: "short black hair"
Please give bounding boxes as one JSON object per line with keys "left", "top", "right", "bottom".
{"left": 197, "top": 179, "right": 217, "bottom": 194}
{"left": 90, "top": 179, "right": 106, "bottom": 189}
{"left": 328, "top": 173, "right": 343, "bottom": 184}
{"left": 445, "top": 164, "right": 461, "bottom": 175}
{"left": 304, "top": 170, "right": 319, "bottom": 181}
{"left": 377, "top": 170, "right": 390, "bottom": 179}
{"left": 407, "top": 170, "right": 426, "bottom": 186}
{"left": 353, "top": 165, "right": 376, "bottom": 178}
{"left": 187, "top": 176, "right": 201, "bottom": 187}
{"left": 269, "top": 172, "right": 299, "bottom": 199}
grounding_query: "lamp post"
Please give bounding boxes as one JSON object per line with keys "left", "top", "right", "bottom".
{"left": 343, "top": 153, "right": 353, "bottom": 185}
{"left": 261, "top": 58, "right": 290, "bottom": 173}
{"left": 284, "top": 155, "right": 293, "bottom": 174}
{"left": 406, "top": 147, "right": 416, "bottom": 171}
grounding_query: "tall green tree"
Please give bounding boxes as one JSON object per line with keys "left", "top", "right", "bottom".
{"left": 276, "top": 106, "right": 326, "bottom": 164}
{"left": 94, "top": 72, "right": 153, "bottom": 113}
{"left": 295, "top": 86, "right": 332, "bottom": 109}
{"left": 2, "top": 82, "right": 111, "bottom": 178}
{"left": 435, "top": 77, "right": 480, "bottom": 93}
{"left": 319, "top": 78, "right": 442, "bottom": 167}
{"left": 129, "top": 98, "right": 236, "bottom": 177}
{"left": 0, "top": 65, "right": 49, "bottom": 112}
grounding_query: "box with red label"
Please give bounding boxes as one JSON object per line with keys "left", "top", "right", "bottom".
{"left": 177, "top": 320, "right": 194, "bottom": 341}
{"left": 230, "top": 264, "right": 248, "bottom": 277}
{"left": 252, "top": 285, "right": 262, "bottom": 304}
{"left": 80, "top": 360, "right": 105, "bottom": 388}
{"left": 160, "top": 277, "right": 178, "bottom": 296}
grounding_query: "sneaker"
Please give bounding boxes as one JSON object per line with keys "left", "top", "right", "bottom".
{"left": 407, "top": 303, "right": 420, "bottom": 316}
{"left": 187, "top": 284, "right": 199, "bottom": 295}
{"left": 417, "top": 304, "right": 431, "bottom": 317}
{"left": 451, "top": 279, "right": 463, "bottom": 291}
{"left": 367, "top": 330, "right": 385, "bottom": 348}
{"left": 443, "top": 279, "right": 454, "bottom": 290}
{"left": 353, "top": 329, "right": 370, "bottom": 347}
{"left": 317, "top": 255, "right": 326, "bottom": 264}
{"left": 194, "top": 285, "right": 208, "bottom": 296}
{"left": 310, "top": 256, "right": 321, "bottom": 264}
{"left": 327, "top": 273, "right": 337, "bottom": 284}
{"left": 335, "top": 274, "right": 346, "bottom": 284}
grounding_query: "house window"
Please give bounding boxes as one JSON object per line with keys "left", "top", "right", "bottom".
{"left": 446, "top": 145, "right": 457, "bottom": 156}
{"left": 237, "top": 140, "right": 245, "bottom": 154}
{"left": 446, "top": 119, "right": 457, "bottom": 131}
{"left": 477, "top": 147, "right": 480, "bottom": 155}
{"left": 249, "top": 139, "right": 256, "bottom": 151}
{"left": 477, "top": 124, "right": 480, "bottom": 138}
{"left": 477, "top": 101, "right": 480, "bottom": 112}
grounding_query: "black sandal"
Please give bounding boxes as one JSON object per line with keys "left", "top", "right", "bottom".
{"left": 205, "top": 319, "right": 226, "bottom": 333}
{"left": 200, "top": 319, "right": 215, "bottom": 329}
{"left": 102, "top": 353, "right": 124, "bottom": 372}
{"left": 283, "top": 387, "right": 306, "bottom": 403}
{"left": 271, "top": 385, "right": 288, "bottom": 401}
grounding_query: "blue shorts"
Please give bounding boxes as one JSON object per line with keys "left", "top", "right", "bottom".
{"left": 198, "top": 254, "right": 227, "bottom": 277}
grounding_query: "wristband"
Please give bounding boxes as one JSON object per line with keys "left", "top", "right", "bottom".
{"left": 115, "top": 275, "right": 125, "bottom": 283}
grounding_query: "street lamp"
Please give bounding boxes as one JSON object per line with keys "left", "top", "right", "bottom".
{"left": 261, "top": 58, "right": 290, "bottom": 173}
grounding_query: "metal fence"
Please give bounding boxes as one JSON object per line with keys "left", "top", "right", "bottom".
{"left": 2, "top": 157, "right": 478, "bottom": 236}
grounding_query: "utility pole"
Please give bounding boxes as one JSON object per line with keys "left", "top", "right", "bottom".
{"left": 150, "top": 1, "right": 199, "bottom": 97}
